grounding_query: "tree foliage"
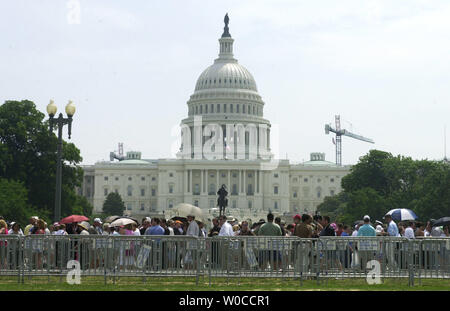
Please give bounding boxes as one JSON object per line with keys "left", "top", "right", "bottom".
{"left": 318, "top": 149, "right": 450, "bottom": 224}
{"left": 0, "top": 100, "right": 88, "bottom": 224}
{"left": 102, "top": 192, "right": 125, "bottom": 216}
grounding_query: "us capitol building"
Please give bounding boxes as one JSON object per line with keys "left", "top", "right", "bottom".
{"left": 79, "top": 16, "right": 350, "bottom": 222}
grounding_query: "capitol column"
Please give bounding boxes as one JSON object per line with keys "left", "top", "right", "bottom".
{"left": 216, "top": 170, "right": 219, "bottom": 189}
{"left": 228, "top": 170, "right": 231, "bottom": 189}
{"left": 189, "top": 169, "right": 193, "bottom": 194}
{"left": 200, "top": 169, "right": 204, "bottom": 194}
{"left": 243, "top": 169, "right": 246, "bottom": 195}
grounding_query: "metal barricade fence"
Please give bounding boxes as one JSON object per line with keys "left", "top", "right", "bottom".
{"left": 0, "top": 235, "right": 448, "bottom": 285}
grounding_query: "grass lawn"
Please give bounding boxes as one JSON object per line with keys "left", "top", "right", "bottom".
{"left": 0, "top": 276, "right": 449, "bottom": 291}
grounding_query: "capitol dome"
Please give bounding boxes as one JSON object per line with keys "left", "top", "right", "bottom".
{"left": 179, "top": 14, "right": 272, "bottom": 160}
{"left": 194, "top": 61, "right": 258, "bottom": 92}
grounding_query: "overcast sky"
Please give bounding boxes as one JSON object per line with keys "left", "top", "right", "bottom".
{"left": 1, "top": 0, "right": 449, "bottom": 165}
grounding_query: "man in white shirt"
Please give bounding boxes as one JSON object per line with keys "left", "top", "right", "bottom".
{"left": 218, "top": 215, "right": 234, "bottom": 236}
{"left": 186, "top": 215, "right": 199, "bottom": 237}
{"left": 404, "top": 222, "right": 415, "bottom": 239}
{"left": 383, "top": 214, "right": 399, "bottom": 270}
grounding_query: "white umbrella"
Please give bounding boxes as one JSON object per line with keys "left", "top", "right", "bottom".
{"left": 174, "top": 203, "right": 203, "bottom": 221}
{"left": 385, "top": 208, "right": 418, "bottom": 221}
{"left": 110, "top": 218, "right": 137, "bottom": 227}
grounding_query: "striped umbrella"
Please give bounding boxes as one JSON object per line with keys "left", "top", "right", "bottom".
{"left": 385, "top": 209, "right": 418, "bottom": 221}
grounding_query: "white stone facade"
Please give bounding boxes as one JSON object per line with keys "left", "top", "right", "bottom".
{"left": 78, "top": 19, "right": 351, "bottom": 222}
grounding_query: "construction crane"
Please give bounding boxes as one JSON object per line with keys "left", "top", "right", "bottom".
{"left": 325, "top": 115, "right": 374, "bottom": 166}
{"left": 109, "top": 142, "right": 125, "bottom": 161}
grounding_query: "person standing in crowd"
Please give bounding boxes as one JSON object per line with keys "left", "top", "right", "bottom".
{"left": 166, "top": 220, "right": 175, "bottom": 235}
{"left": 93, "top": 218, "right": 103, "bottom": 235}
{"left": 186, "top": 215, "right": 199, "bottom": 237}
{"left": 0, "top": 220, "right": 8, "bottom": 235}
{"left": 208, "top": 218, "right": 220, "bottom": 237}
{"left": 398, "top": 225, "right": 405, "bottom": 236}
{"left": 102, "top": 223, "right": 110, "bottom": 235}
{"left": 404, "top": 221, "right": 415, "bottom": 239}
{"left": 146, "top": 218, "right": 165, "bottom": 235}
{"left": 336, "top": 223, "right": 344, "bottom": 236}
{"left": 357, "top": 216, "right": 376, "bottom": 237}
{"left": 285, "top": 224, "right": 295, "bottom": 236}
{"left": 140, "top": 218, "right": 151, "bottom": 235}
{"left": 424, "top": 221, "right": 432, "bottom": 237}
{"left": 218, "top": 215, "right": 234, "bottom": 236}
{"left": 350, "top": 223, "right": 361, "bottom": 269}
{"left": 415, "top": 222, "right": 425, "bottom": 237}
{"left": 441, "top": 226, "right": 449, "bottom": 237}
{"left": 255, "top": 214, "right": 282, "bottom": 236}
{"left": 24, "top": 216, "right": 38, "bottom": 235}
{"left": 383, "top": 214, "right": 399, "bottom": 237}
{"left": 77, "top": 222, "right": 89, "bottom": 235}
{"left": 274, "top": 217, "right": 286, "bottom": 236}
{"left": 173, "top": 220, "right": 183, "bottom": 235}
{"left": 312, "top": 215, "right": 323, "bottom": 238}
{"left": 198, "top": 221, "right": 207, "bottom": 237}
{"left": 319, "top": 216, "right": 336, "bottom": 236}
{"left": 294, "top": 214, "right": 313, "bottom": 238}
{"left": 238, "top": 221, "right": 255, "bottom": 236}
{"left": 160, "top": 219, "right": 170, "bottom": 235}
{"left": 256, "top": 213, "right": 282, "bottom": 270}
{"left": 8, "top": 222, "right": 23, "bottom": 236}
{"left": 357, "top": 215, "right": 376, "bottom": 272}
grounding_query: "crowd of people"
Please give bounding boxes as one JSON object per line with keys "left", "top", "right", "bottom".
{"left": 0, "top": 213, "right": 448, "bottom": 239}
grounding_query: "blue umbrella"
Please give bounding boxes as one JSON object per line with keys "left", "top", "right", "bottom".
{"left": 385, "top": 208, "right": 418, "bottom": 221}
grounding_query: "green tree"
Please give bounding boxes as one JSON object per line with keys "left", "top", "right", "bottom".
{"left": 317, "top": 192, "right": 348, "bottom": 222}
{"left": 0, "top": 100, "right": 84, "bottom": 219}
{"left": 338, "top": 149, "right": 450, "bottom": 223}
{"left": 341, "top": 149, "right": 393, "bottom": 195}
{"left": 0, "top": 178, "right": 29, "bottom": 224}
{"left": 102, "top": 192, "right": 125, "bottom": 216}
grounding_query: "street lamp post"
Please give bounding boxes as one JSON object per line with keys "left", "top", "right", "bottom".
{"left": 47, "top": 100, "right": 76, "bottom": 222}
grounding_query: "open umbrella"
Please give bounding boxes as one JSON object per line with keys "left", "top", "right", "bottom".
{"left": 103, "top": 215, "right": 120, "bottom": 223}
{"left": 173, "top": 203, "right": 203, "bottom": 221}
{"left": 385, "top": 208, "right": 418, "bottom": 221}
{"left": 432, "top": 217, "right": 450, "bottom": 227}
{"left": 104, "top": 216, "right": 140, "bottom": 225}
{"left": 110, "top": 218, "right": 137, "bottom": 227}
{"left": 60, "top": 215, "right": 89, "bottom": 224}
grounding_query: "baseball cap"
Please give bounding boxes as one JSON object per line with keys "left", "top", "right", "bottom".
{"left": 363, "top": 215, "right": 370, "bottom": 221}
{"left": 293, "top": 214, "right": 302, "bottom": 220}
{"left": 94, "top": 218, "right": 102, "bottom": 224}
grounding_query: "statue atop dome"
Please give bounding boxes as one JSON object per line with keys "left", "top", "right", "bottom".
{"left": 222, "top": 13, "right": 231, "bottom": 38}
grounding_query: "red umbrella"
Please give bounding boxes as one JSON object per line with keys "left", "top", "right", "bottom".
{"left": 59, "top": 215, "right": 89, "bottom": 224}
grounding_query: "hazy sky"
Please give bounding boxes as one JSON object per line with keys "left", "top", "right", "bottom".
{"left": 1, "top": 0, "right": 449, "bottom": 165}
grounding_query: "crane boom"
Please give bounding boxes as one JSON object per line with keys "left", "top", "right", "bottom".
{"left": 341, "top": 130, "right": 374, "bottom": 144}
{"left": 324, "top": 115, "right": 374, "bottom": 166}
